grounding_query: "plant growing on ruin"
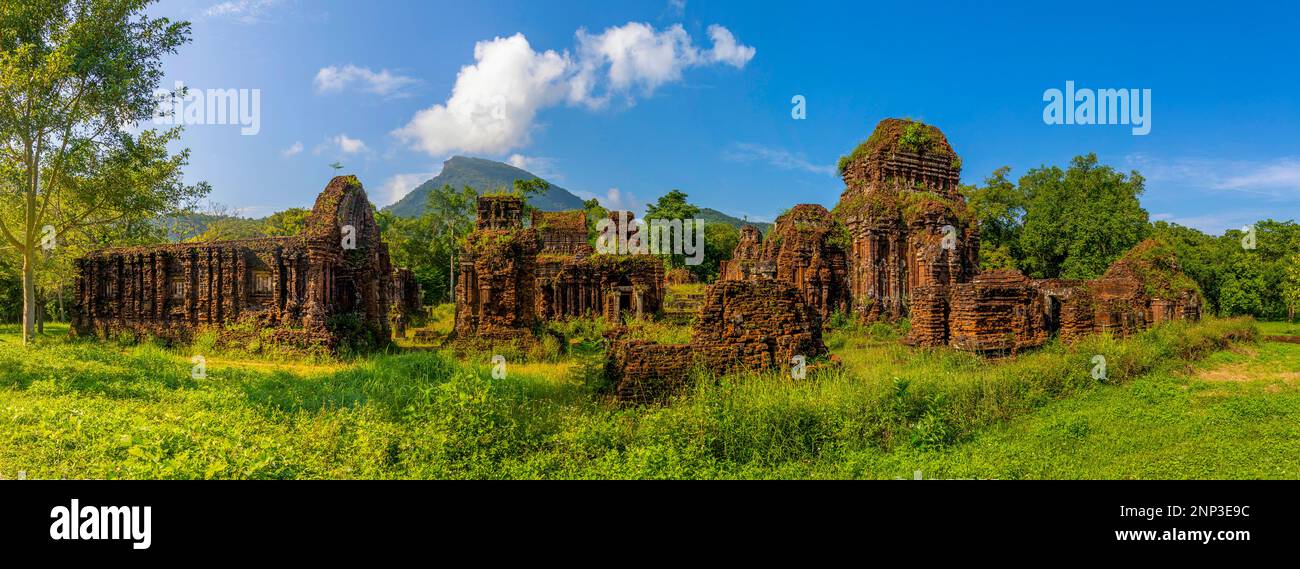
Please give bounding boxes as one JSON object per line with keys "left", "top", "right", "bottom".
{"left": 897, "top": 121, "right": 933, "bottom": 154}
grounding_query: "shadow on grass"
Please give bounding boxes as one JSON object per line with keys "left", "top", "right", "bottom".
{"left": 236, "top": 349, "right": 592, "bottom": 419}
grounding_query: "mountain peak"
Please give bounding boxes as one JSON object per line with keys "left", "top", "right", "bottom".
{"left": 383, "top": 156, "right": 585, "bottom": 217}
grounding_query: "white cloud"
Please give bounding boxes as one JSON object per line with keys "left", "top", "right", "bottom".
{"left": 281, "top": 141, "right": 303, "bottom": 158}
{"left": 395, "top": 22, "right": 755, "bottom": 157}
{"left": 314, "top": 134, "right": 369, "bottom": 156}
{"left": 1215, "top": 159, "right": 1300, "bottom": 194}
{"left": 1125, "top": 153, "right": 1299, "bottom": 234}
{"left": 379, "top": 170, "right": 441, "bottom": 207}
{"left": 723, "top": 143, "right": 835, "bottom": 176}
{"left": 314, "top": 65, "right": 420, "bottom": 97}
{"left": 576, "top": 187, "right": 644, "bottom": 216}
{"left": 703, "top": 25, "right": 756, "bottom": 67}
{"left": 569, "top": 22, "right": 754, "bottom": 108}
{"left": 570, "top": 23, "right": 697, "bottom": 106}
{"left": 203, "top": 0, "right": 282, "bottom": 24}
{"left": 393, "top": 33, "right": 570, "bottom": 157}
{"left": 1126, "top": 153, "right": 1300, "bottom": 199}
{"left": 507, "top": 154, "right": 561, "bottom": 180}
{"left": 334, "top": 134, "right": 367, "bottom": 154}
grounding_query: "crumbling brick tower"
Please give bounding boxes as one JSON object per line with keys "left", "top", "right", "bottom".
{"left": 454, "top": 196, "right": 540, "bottom": 340}
{"left": 301, "top": 175, "right": 396, "bottom": 343}
{"left": 605, "top": 279, "right": 827, "bottom": 403}
{"left": 760, "top": 205, "right": 850, "bottom": 320}
{"left": 721, "top": 207, "right": 850, "bottom": 321}
{"left": 720, "top": 224, "right": 767, "bottom": 281}
{"left": 833, "top": 118, "right": 979, "bottom": 321}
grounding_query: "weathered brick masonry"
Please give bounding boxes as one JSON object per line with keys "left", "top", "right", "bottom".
{"left": 826, "top": 118, "right": 1202, "bottom": 353}
{"left": 605, "top": 279, "right": 827, "bottom": 403}
{"left": 455, "top": 197, "right": 664, "bottom": 341}
{"left": 73, "top": 176, "right": 416, "bottom": 350}
{"left": 720, "top": 205, "right": 850, "bottom": 322}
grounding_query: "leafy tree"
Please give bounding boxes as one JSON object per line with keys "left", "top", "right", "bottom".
{"left": 511, "top": 177, "right": 549, "bottom": 217}
{"left": 645, "top": 189, "right": 701, "bottom": 221}
{"left": 1219, "top": 219, "right": 1300, "bottom": 319}
{"left": 190, "top": 210, "right": 262, "bottom": 242}
{"left": 425, "top": 184, "right": 476, "bottom": 299}
{"left": 581, "top": 197, "right": 607, "bottom": 245}
{"left": 695, "top": 221, "right": 739, "bottom": 282}
{"left": 0, "top": 0, "right": 207, "bottom": 344}
{"left": 512, "top": 177, "right": 550, "bottom": 200}
{"left": 262, "top": 207, "right": 310, "bottom": 237}
{"left": 643, "top": 189, "right": 702, "bottom": 269}
{"left": 1150, "top": 221, "right": 1230, "bottom": 314}
{"left": 1284, "top": 253, "right": 1300, "bottom": 322}
{"left": 379, "top": 184, "right": 476, "bottom": 305}
{"left": 377, "top": 210, "right": 443, "bottom": 305}
{"left": 1218, "top": 253, "right": 1266, "bottom": 317}
{"left": 1018, "top": 154, "right": 1149, "bottom": 279}
{"left": 961, "top": 166, "right": 1026, "bottom": 270}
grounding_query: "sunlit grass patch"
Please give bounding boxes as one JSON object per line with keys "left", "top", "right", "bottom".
{"left": 0, "top": 316, "right": 1275, "bottom": 479}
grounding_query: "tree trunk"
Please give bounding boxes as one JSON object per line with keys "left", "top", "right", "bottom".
{"left": 22, "top": 137, "right": 38, "bottom": 345}
{"left": 57, "top": 285, "right": 65, "bottom": 322}
{"left": 448, "top": 227, "right": 456, "bottom": 305}
{"left": 21, "top": 249, "right": 35, "bottom": 345}
{"left": 36, "top": 289, "right": 45, "bottom": 335}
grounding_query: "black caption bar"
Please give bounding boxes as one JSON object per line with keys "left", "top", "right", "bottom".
{"left": 0, "top": 480, "right": 1286, "bottom": 559}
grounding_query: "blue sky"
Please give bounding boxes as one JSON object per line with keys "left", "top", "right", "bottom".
{"left": 151, "top": 0, "right": 1299, "bottom": 234}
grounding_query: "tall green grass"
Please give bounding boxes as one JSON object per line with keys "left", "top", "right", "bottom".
{"left": 0, "top": 318, "right": 1258, "bottom": 479}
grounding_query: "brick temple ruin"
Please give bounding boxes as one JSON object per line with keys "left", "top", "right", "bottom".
{"left": 72, "top": 175, "right": 419, "bottom": 350}
{"left": 453, "top": 197, "right": 664, "bottom": 341}
{"left": 829, "top": 118, "right": 1201, "bottom": 353}
{"left": 453, "top": 195, "right": 830, "bottom": 402}
{"left": 714, "top": 118, "right": 1201, "bottom": 355}
{"left": 451, "top": 118, "right": 1203, "bottom": 400}
{"left": 605, "top": 279, "right": 826, "bottom": 403}
{"left": 719, "top": 204, "right": 851, "bottom": 321}
{"left": 835, "top": 118, "right": 981, "bottom": 322}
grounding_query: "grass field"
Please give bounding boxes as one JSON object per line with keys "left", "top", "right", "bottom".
{"left": 0, "top": 317, "right": 1292, "bottom": 479}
